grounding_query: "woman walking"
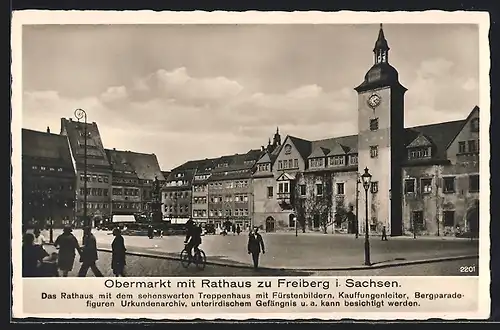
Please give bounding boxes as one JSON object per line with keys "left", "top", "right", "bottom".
{"left": 53, "top": 226, "right": 81, "bottom": 277}
{"left": 111, "top": 228, "right": 127, "bottom": 277}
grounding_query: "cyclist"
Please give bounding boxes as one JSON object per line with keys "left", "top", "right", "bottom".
{"left": 184, "top": 219, "right": 202, "bottom": 260}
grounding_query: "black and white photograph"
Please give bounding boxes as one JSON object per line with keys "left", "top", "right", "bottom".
{"left": 18, "top": 18, "right": 484, "bottom": 279}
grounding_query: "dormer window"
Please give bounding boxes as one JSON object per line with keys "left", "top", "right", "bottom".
{"left": 257, "top": 163, "right": 270, "bottom": 172}
{"left": 349, "top": 154, "right": 358, "bottom": 165}
{"left": 328, "top": 155, "right": 345, "bottom": 167}
{"left": 309, "top": 158, "right": 324, "bottom": 168}
{"left": 470, "top": 118, "right": 479, "bottom": 132}
{"left": 408, "top": 147, "right": 431, "bottom": 160}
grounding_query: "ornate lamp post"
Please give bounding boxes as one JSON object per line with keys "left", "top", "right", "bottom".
{"left": 48, "top": 186, "right": 54, "bottom": 244}
{"left": 361, "top": 167, "right": 372, "bottom": 266}
{"left": 74, "top": 109, "right": 88, "bottom": 228}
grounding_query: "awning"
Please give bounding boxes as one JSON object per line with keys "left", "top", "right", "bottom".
{"left": 167, "top": 218, "right": 190, "bottom": 225}
{"left": 112, "top": 215, "right": 137, "bottom": 223}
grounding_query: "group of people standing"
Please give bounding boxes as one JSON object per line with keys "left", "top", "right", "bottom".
{"left": 22, "top": 226, "right": 128, "bottom": 277}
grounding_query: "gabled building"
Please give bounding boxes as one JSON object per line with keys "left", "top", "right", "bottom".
{"left": 207, "top": 149, "right": 262, "bottom": 229}
{"left": 105, "top": 148, "right": 141, "bottom": 216}
{"left": 22, "top": 127, "right": 76, "bottom": 229}
{"left": 60, "top": 118, "right": 112, "bottom": 225}
{"left": 163, "top": 166, "right": 197, "bottom": 221}
{"left": 251, "top": 24, "right": 480, "bottom": 237}
{"left": 117, "top": 151, "right": 165, "bottom": 214}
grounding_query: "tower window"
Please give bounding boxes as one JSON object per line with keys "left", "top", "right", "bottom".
{"left": 369, "top": 118, "right": 379, "bottom": 131}
{"left": 370, "top": 146, "right": 378, "bottom": 158}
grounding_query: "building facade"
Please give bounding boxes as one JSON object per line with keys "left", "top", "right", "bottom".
{"left": 250, "top": 25, "right": 480, "bottom": 237}
{"left": 163, "top": 167, "right": 197, "bottom": 221}
{"left": 22, "top": 128, "right": 76, "bottom": 229}
{"left": 105, "top": 149, "right": 142, "bottom": 216}
{"left": 60, "top": 118, "right": 112, "bottom": 225}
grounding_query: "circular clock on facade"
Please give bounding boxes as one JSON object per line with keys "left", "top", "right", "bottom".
{"left": 284, "top": 144, "right": 292, "bottom": 154}
{"left": 367, "top": 93, "right": 382, "bottom": 109}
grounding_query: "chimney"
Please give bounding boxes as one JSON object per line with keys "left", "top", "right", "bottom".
{"left": 46, "top": 126, "right": 50, "bottom": 133}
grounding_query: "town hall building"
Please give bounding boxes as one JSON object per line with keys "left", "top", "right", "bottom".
{"left": 251, "top": 24, "right": 480, "bottom": 236}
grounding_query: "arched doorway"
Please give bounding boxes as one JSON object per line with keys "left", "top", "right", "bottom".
{"left": 265, "top": 216, "right": 275, "bottom": 232}
{"left": 466, "top": 200, "right": 479, "bottom": 238}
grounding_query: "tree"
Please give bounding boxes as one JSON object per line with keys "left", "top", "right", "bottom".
{"left": 301, "top": 172, "right": 334, "bottom": 234}
{"left": 293, "top": 172, "right": 307, "bottom": 233}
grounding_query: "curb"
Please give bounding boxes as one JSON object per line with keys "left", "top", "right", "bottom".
{"left": 95, "top": 247, "right": 478, "bottom": 272}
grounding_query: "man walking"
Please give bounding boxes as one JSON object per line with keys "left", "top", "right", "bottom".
{"left": 346, "top": 205, "right": 358, "bottom": 239}
{"left": 247, "top": 227, "right": 265, "bottom": 270}
{"left": 78, "top": 226, "right": 103, "bottom": 277}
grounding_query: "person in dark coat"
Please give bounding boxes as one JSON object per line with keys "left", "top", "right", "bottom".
{"left": 54, "top": 226, "right": 81, "bottom": 277}
{"left": 147, "top": 225, "right": 154, "bottom": 239}
{"left": 381, "top": 226, "right": 388, "bottom": 241}
{"left": 236, "top": 224, "right": 241, "bottom": 235}
{"left": 247, "top": 227, "right": 265, "bottom": 270}
{"left": 111, "top": 227, "right": 126, "bottom": 277}
{"left": 78, "top": 226, "right": 103, "bottom": 277}
{"left": 22, "top": 233, "right": 40, "bottom": 277}
{"left": 345, "top": 205, "right": 358, "bottom": 239}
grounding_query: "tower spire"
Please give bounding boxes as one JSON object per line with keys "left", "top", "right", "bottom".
{"left": 373, "top": 23, "right": 390, "bottom": 64}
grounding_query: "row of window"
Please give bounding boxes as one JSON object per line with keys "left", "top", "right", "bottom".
{"left": 113, "top": 178, "right": 138, "bottom": 185}
{"left": 193, "top": 197, "right": 208, "bottom": 204}
{"left": 194, "top": 174, "right": 211, "bottom": 181}
{"left": 165, "top": 191, "right": 190, "bottom": 199}
{"left": 411, "top": 210, "right": 460, "bottom": 227}
{"left": 193, "top": 210, "right": 208, "bottom": 217}
{"left": 193, "top": 184, "right": 208, "bottom": 192}
{"left": 210, "top": 195, "right": 249, "bottom": 203}
{"left": 404, "top": 175, "right": 479, "bottom": 194}
{"left": 165, "top": 180, "right": 189, "bottom": 187}
{"left": 31, "top": 165, "right": 64, "bottom": 172}
{"left": 79, "top": 174, "right": 110, "bottom": 183}
{"left": 309, "top": 155, "right": 359, "bottom": 169}
{"left": 29, "top": 184, "right": 74, "bottom": 192}
{"left": 278, "top": 159, "right": 299, "bottom": 170}
{"left": 408, "top": 147, "right": 431, "bottom": 160}
{"left": 257, "top": 163, "right": 271, "bottom": 172}
{"left": 113, "top": 202, "right": 141, "bottom": 209}
{"left": 207, "top": 209, "right": 250, "bottom": 217}
{"left": 77, "top": 202, "right": 110, "bottom": 210}
{"left": 79, "top": 188, "right": 109, "bottom": 197}
{"left": 271, "top": 181, "right": 379, "bottom": 198}
{"left": 112, "top": 188, "right": 140, "bottom": 196}
{"left": 165, "top": 205, "right": 190, "bottom": 213}
{"left": 25, "top": 199, "right": 74, "bottom": 207}
{"left": 209, "top": 180, "right": 249, "bottom": 189}
{"left": 458, "top": 140, "right": 479, "bottom": 154}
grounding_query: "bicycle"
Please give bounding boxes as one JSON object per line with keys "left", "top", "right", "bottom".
{"left": 180, "top": 244, "right": 206, "bottom": 270}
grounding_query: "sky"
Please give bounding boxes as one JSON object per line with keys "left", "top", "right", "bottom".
{"left": 22, "top": 24, "right": 479, "bottom": 170}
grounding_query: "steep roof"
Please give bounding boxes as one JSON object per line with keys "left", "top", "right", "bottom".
{"left": 308, "top": 146, "right": 330, "bottom": 159}
{"left": 105, "top": 148, "right": 136, "bottom": 174}
{"left": 288, "top": 136, "right": 312, "bottom": 161}
{"left": 60, "top": 118, "right": 111, "bottom": 168}
{"left": 405, "top": 120, "right": 466, "bottom": 160}
{"left": 119, "top": 151, "right": 165, "bottom": 181}
{"left": 22, "top": 129, "right": 74, "bottom": 168}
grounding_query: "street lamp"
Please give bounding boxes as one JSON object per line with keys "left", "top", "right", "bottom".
{"left": 74, "top": 108, "right": 88, "bottom": 229}
{"left": 361, "top": 167, "right": 372, "bottom": 266}
{"left": 48, "top": 187, "right": 54, "bottom": 244}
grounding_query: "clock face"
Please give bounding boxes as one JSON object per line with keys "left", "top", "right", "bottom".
{"left": 367, "top": 94, "right": 381, "bottom": 109}
{"left": 284, "top": 144, "right": 292, "bottom": 155}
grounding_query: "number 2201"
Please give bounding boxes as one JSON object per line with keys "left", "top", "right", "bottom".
{"left": 460, "top": 265, "right": 476, "bottom": 273}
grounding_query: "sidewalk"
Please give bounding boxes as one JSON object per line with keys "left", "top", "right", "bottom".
{"left": 43, "top": 228, "right": 479, "bottom": 271}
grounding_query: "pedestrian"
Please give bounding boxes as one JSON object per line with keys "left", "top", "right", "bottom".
{"left": 111, "top": 228, "right": 126, "bottom": 277}
{"left": 247, "top": 227, "right": 265, "bottom": 270}
{"left": 147, "top": 225, "right": 154, "bottom": 239}
{"left": 78, "top": 226, "right": 104, "bottom": 277}
{"left": 232, "top": 223, "right": 236, "bottom": 235}
{"left": 33, "top": 227, "right": 49, "bottom": 260}
{"left": 159, "top": 227, "right": 163, "bottom": 239}
{"left": 236, "top": 224, "right": 241, "bottom": 235}
{"left": 345, "top": 205, "right": 358, "bottom": 239}
{"left": 53, "top": 225, "right": 81, "bottom": 277}
{"left": 22, "top": 233, "right": 40, "bottom": 277}
{"left": 381, "top": 226, "right": 388, "bottom": 241}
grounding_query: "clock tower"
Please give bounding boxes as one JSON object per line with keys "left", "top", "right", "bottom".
{"left": 354, "top": 24, "right": 407, "bottom": 236}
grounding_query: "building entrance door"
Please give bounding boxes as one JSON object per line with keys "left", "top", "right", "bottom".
{"left": 265, "top": 216, "right": 275, "bottom": 232}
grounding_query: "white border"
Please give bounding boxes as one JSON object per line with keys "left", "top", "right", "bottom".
{"left": 11, "top": 10, "right": 491, "bottom": 320}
